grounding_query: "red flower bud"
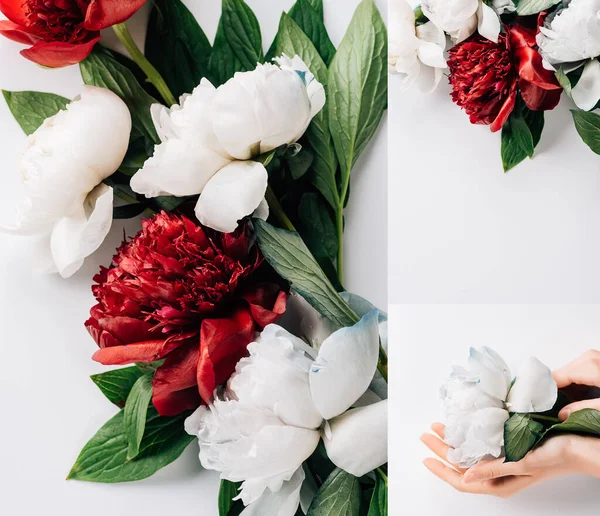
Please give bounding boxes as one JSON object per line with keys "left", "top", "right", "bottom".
{"left": 0, "top": 0, "right": 145, "bottom": 67}
{"left": 85, "top": 212, "right": 288, "bottom": 416}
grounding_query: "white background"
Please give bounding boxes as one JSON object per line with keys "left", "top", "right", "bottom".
{"left": 389, "top": 23, "right": 600, "bottom": 303}
{"left": 390, "top": 304, "right": 600, "bottom": 515}
{"left": 0, "top": 1, "right": 387, "bottom": 514}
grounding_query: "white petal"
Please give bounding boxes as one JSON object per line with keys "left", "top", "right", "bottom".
{"left": 252, "top": 197, "right": 269, "bottom": 221}
{"left": 416, "top": 40, "right": 447, "bottom": 69}
{"left": 572, "top": 59, "right": 600, "bottom": 111}
{"left": 416, "top": 20, "right": 447, "bottom": 50}
{"left": 323, "top": 400, "right": 388, "bottom": 477}
{"left": 241, "top": 467, "right": 304, "bottom": 516}
{"left": 310, "top": 310, "right": 380, "bottom": 420}
{"left": 463, "top": 347, "right": 512, "bottom": 401}
{"left": 184, "top": 406, "right": 206, "bottom": 436}
{"left": 506, "top": 357, "right": 558, "bottom": 413}
{"left": 195, "top": 160, "right": 268, "bottom": 233}
{"left": 477, "top": 1, "right": 500, "bottom": 43}
{"left": 50, "top": 184, "right": 113, "bottom": 278}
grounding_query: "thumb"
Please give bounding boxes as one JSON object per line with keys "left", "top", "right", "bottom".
{"left": 463, "top": 458, "right": 525, "bottom": 484}
{"left": 553, "top": 350, "right": 600, "bottom": 389}
{"left": 558, "top": 399, "right": 600, "bottom": 421}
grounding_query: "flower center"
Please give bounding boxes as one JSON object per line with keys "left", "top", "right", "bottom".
{"left": 25, "top": 0, "right": 91, "bottom": 43}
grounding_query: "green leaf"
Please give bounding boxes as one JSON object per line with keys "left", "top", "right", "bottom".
{"left": 545, "top": 408, "right": 600, "bottom": 436}
{"left": 219, "top": 479, "right": 243, "bottom": 516}
{"left": 307, "top": 468, "right": 362, "bottom": 516}
{"left": 146, "top": 0, "right": 213, "bottom": 98}
{"left": 556, "top": 68, "right": 572, "bottom": 97}
{"left": 288, "top": 147, "right": 314, "bottom": 179}
{"left": 270, "top": 12, "right": 338, "bottom": 210}
{"left": 80, "top": 48, "right": 159, "bottom": 145}
{"left": 2, "top": 90, "right": 69, "bottom": 135}
{"left": 367, "top": 470, "right": 388, "bottom": 516}
{"left": 572, "top": 109, "right": 600, "bottom": 155}
{"left": 516, "top": 0, "right": 561, "bottom": 16}
{"left": 298, "top": 192, "right": 338, "bottom": 262}
{"left": 501, "top": 108, "right": 544, "bottom": 172}
{"left": 307, "top": 0, "right": 324, "bottom": 18}
{"left": 124, "top": 374, "right": 154, "bottom": 460}
{"left": 67, "top": 407, "right": 194, "bottom": 483}
{"left": 327, "top": 0, "right": 387, "bottom": 201}
{"left": 253, "top": 219, "right": 357, "bottom": 327}
{"left": 210, "top": 0, "right": 263, "bottom": 85}
{"left": 113, "top": 203, "right": 147, "bottom": 219}
{"left": 503, "top": 413, "right": 545, "bottom": 462}
{"left": 288, "top": 0, "right": 335, "bottom": 65}
{"left": 90, "top": 367, "right": 146, "bottom": 408}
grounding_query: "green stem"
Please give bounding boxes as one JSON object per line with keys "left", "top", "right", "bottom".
{"left": 112, "top": 23, "right": 177, "bottom": 106}
{"left": 376, "top": 467, "right": 388, "bottom": 487}
{"left": 335, "top": 204, "right": 344, "bottom": 285}
{"left": 530, "top": 414, "right": 560, "bottom": 424}
{"left": 265, "top": 185, "right": 296, "bottom": 232}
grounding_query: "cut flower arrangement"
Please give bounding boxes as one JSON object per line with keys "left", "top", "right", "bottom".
{"left": 0, "top": 0, "right": 388, "bottom": 514}
{"left": 441, "top": 347, "right": 600, "bottom": 467}
{"left": 389, "top": 0, "right": 600, "bottom": 172}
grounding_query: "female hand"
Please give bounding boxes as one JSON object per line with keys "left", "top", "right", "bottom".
{"left": 553, "top": 349, "right": 600, "bottom": 419}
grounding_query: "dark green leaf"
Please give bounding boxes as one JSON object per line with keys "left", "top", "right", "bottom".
{"left": 307, "top": 468, "right": 362, "bottom": 516}
{"left": 113, "top": 203, "right": 146, "bottom": 219}
{"left": 367, "top": 470, "right": 387, "bottom": 516}
{"left": 90, "top": 367, "right": 146, "bottom": 408}
{"left": 210, "top": 0, "right": 262, "bottom": 84}
{"left": 544, "top": 408, "right": 600, "bottom": 436}
{"left": 80, "top": 48, "right": 159, "bottom": 145}
{"left": 327, "top": 0, "right": 387, "bottom": 199}
{"left": 253, "top": 219, "right": 357, "bottom": 327}
{"left": 288, "top": 0, "right": 335, "bottom": 65}
{"left": 510, "top": 116, "right": 535, "bottom": 157}
{"left": 146, "top": 0, "right": 213, "bottom": 97}
{"left": 307, "top": 0, "right": 324, "bottom": 18}
{"left": 298, "top": 192, "right": 338, "bottom": 262}
{"left": 219, "top": 479, "right": 243, "bottom": 516}
{"left": 504, "top": 413, "right": 544, "bottom": 462}
{"left": 2, "top": 90, "right": 69, "bottom": 135}
{"left": 151, "top": 195, "right": 192, "bottom": 212}
{"left": 67, "top": 408, "right": 194, "bottom": 483}
{"left": 501, "top": 108, "right": 544, "bottom": 172}
{"left": 124, "top": 374, "right": 154, "bottom": 460}
{"left": 572, "top": 109, "right": 600, "bottom": 155}
{"left": 516, "top": 0, "right": 561, "bottom": 16}
{"left": 289, "top": 147, "right": 314, "bottom": 179}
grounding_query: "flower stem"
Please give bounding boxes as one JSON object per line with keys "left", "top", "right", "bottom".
{"left": 336, "top": 205, "right": 344, "bottom": 285}
{"left": 112, "top": 23, "right": 177, "bottom": 107}
{"left": 530, "top": 414, "right": 561, "bottom": 424}
{"left": 265, "top": 185, "right": 296, "bottom": 232}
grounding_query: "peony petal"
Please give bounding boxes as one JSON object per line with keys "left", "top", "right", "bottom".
{"left": 572, "top": 59, "right": 600, "bottom": 111}
{"left": 310, "top": 310, "right": 380, "bottom": 420}
{"left": 477, "top": 1, "right": 500, "bottom": 43}
{"left": 243, "top": 284, "right": 288, "bottom": 328}
{"left": 20, "top": 37, "right": 101, "bottom": 68}
{"left": 240, "top": 467, "right": 304, "bottom": 516}
{"left": 197, "top": 309, "right": 256, "bottom": 403}
{"left": 462, "top": 347, "right": 512, "bottom": 401}
{"left": 84, "top": 0, "right": 146, "bottom": 31}
{"left": 416, "top": 40, "right": 447, "bottom": 69}
{"left": 0, "top": 20, "right": 39, "bottom": 44}
{"left": 50, "top": 183, "right": 113, "bottom": 278}
{"left": 323, "top": 400, "right": 388, "bottom": 477}
{"left": 195, "top": 160, "right": 268, "bottom": 233}
{"left": 0, "top": 0, "right": 28, "bottom": 24}
{"left": 252, "top": 197, "right": 269, "bottom": 221}
{"left": 506, "top": 356, "right": 557, "bottom": 413}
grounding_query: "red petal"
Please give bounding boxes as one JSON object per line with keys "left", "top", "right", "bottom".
{"left": 84, "top": 0, "right": 146, "bottom": 31}
{"left": 197, "top": 309, "right": 255, "bottom": 403}
{"left": 490, "top": 83, "right": 517, "bottom": 133}
{"left": 515, "top": 46, "right": 561, "bottom": 91}
{"left": 152, "top": 343, "right": 202, "bottom": 416}
{"left": 243, "top": 283, "right": 288, "bottom": 328}
{"left": 92, "top": 334, "right": 193, "bottom": 365}
{"left": 20, "top": 36, "right": 101, "bottom": 68}
{"left": 519, "top": 79, "right": 562, "bottom": 112}
{"left": 0, "top": 20, "right": 39, "bottom": 45}
{"left": 0, "top": 0, "right": 28, "bottom": 25}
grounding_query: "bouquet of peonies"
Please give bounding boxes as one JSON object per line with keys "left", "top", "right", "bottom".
{"left": 0, "top": 0, "right": 388, "bottom": 514}
{"left": 390, "top": 0, "right": 600, "bottom": 172}
{"left": 441, "top": 347, "right": 600, "bottom": 467}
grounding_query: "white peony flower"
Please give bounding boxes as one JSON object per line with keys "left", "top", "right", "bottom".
{"left": 388, "top": 0, "right": 447, "bottom": 92}
{"left": 2, "top": 86, "right": 131, "bottom": 278}
{"left": 442, "top": 347, "right": 557, "bottom": 468}
{"left": 537, "top": 0, "right": 600, "bottom": 110}
{"left": 185, "top": 311, "right": 388, "bottom": 515}
{"left": 131, "top": 54, "right": 325, "bottom": 234}
{"left": 421, "top": 0, "right": 501, "bottom": 44}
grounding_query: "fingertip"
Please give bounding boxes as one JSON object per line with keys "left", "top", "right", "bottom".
{"left": 558, "top": 407, "right": 571, "bottom": 421}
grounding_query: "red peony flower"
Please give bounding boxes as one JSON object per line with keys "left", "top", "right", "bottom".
{"left": 0, "top": 0, "right": 146, "bottom": 67}
{"left": 85, "top": 212, "right": 287, "bottom": 416}
{"left": 447, "top": 24, "right": 562, "bottom": 132}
